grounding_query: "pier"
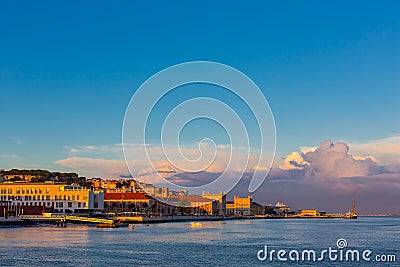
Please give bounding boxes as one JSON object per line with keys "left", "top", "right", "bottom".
{"left": 18, "top": 214, "right": 114, "bottom": 225}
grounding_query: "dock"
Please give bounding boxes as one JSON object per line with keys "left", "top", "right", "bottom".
{"left": 18, "top": 214, "right": 114, "bottom": 225}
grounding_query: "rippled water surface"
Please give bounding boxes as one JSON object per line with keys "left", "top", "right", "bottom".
{"left": 0, "top": 217, "right": 399, "bottom": 266}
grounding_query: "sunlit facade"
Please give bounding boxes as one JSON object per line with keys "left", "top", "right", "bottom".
{"left": 0, "top": 182, "right": 104, "bottom": 216}
{"left": 233, "top": 196, "right": 252, "bottom": 216}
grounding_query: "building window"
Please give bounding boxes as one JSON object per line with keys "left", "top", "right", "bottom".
{"left": 94, "top": 202, "right": 98, "bottom": 208}
{"left": 78, "top": 202, "right": 81, "bottom": 208}
{"left": 63, "top": 195, "right": 66, "bottom": 200}
{"left": 77, "top": 195, "right": 79, "bottom": 201}
{"left": 59, "top": 202, "right": 63, "bottom": 208}
{"left": 68, "top": 202, "right": 72, "bottom": 208}
{"left": 46, "top": 195, "right": 50, "bottom": 200}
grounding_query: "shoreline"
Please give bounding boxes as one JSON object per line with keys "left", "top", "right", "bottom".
{"left": 2, "top": 214, "right": 397, "bottom": 228}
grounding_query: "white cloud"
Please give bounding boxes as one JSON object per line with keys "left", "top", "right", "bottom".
{"left": 57, "top": 137, "right": 400, "bottom": 187}
{"left": 349, "top": 135, "right": 400, "bottom": 165}
{"left": 300, "top": 146, "right": 317, "bottom": 154}
{"left": 279, "top": 152, "right": 309, "bottom": 170}
{"left": 303, "top": 140, "right": 373, "bottom": 178}
{"left": 279, "top": 139, "right": 400, "bottom": 178}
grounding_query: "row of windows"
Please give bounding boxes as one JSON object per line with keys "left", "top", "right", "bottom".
{"left": 0, "top": 188, "right": 50, "bottom": 195}
{"left": 5, "top": 201, "right": 83, "bottom": 208}
{"left": 55, "top": 195, "right": 84, "bottom": 201}
{"left": 0, "top": 194, "right": 87, "bottom": 201}
{"left": 2, "top": 195, "right": 51, "bottom": 201}
{"left": 235, "top": 203, "right": 250, "bottom": 208}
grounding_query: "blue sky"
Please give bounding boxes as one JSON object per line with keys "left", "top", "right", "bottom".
{"left": 1, "top": 2, "right": 399, "bottom": 173}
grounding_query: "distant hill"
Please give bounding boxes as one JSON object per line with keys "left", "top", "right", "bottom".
{"left": 0, "top": 169, "right": 80, "bottom": 184}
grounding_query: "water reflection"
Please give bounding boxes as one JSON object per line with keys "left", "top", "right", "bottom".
{"left": 0, "top": 218, "right": 399, "bottom": 266}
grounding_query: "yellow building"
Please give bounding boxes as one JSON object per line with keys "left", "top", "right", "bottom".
{"left": 201, "top": 191, "right": 226, "bottom": 215}
{"left": 299, "top": 209, "right": 318, "bottom": 217}
{"left": 234, "top": 196, "right": 252, "bottom": 216}
{"left": 0, "top": 182, "right": 104, "bottom": 215}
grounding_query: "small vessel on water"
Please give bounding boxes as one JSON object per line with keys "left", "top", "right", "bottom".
{"left": 97, "top": 223, "right": 117, "bottom": 228}
{"left": 345, "top": 199, "right": 358, "bottom": 219}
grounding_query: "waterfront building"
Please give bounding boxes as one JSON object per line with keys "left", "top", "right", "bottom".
{"left": 297, "top": 209, "right": 326, "bottom": 217}
{"left": 299, "top": 209, "right": 317, "bottom": 217}
{"left": 226, "top": 201, "right": 235, "bottom": 215}
{"left": 186, "top": 195, "right": 218, "bottom": 215}
{"left": 104, "top": 192, "right": 214, "bottom": 215}
{"left": 234, "top": 196, "right": 252, "bottom": 216}
{"left": 167, "top": 195, "right": 219, "bottom": 215}
{"left": 251, "top": 202, "right": 264, "bottom": 215}
{"left": 0, "top": 182, "right": 104, "bottom": 216}
{"left": 272, "top": 202, "right": 290, "bottom": 216}
{"left": 104, "top": 192, "right": 153, "bottom": 213}
{"left": 201, "top": 191, "right": 226, "bottom": 215}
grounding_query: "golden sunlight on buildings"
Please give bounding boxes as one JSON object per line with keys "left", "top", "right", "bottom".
{"left": 0, "top": 182, "right": 103, "bottom": 216}
{"left": 201, "top": 191, "right": 226, "bottom": 215}
{"left": 233, "top": 196, "right": 252, "bottom": 216}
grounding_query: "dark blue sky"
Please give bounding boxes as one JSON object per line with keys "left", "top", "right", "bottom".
{"left": 1, "top": 1, "right": 399, "bottom": 169}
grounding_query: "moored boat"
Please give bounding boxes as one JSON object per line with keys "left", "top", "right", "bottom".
{"left": 97, "top": 223, "right": 117, "bottom": 228}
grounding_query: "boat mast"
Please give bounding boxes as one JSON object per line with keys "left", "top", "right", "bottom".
{"left": 351, "top": 199, "right": 356, "bottom": 214}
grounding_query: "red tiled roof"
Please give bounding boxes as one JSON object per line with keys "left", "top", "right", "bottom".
{"left": 168, "top": 195, "right": 182, "bottom": 202}
{"left": 104, "top": 192, "right": 149, "bottom": 201}
{"left": 186, "top": 195, "right": 212, "bottom": 203}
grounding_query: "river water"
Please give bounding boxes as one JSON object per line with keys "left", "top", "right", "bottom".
{"left": 0, "top": 217, "right": 399, "bottom": 266}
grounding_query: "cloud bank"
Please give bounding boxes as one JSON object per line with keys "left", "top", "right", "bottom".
{"left": 54, "top": 137, "right": 400, "bottom": 213}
